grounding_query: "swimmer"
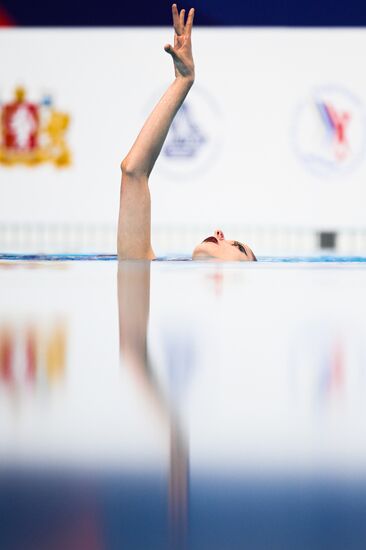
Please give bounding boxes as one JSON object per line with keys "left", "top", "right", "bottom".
{"left": 118, "top": 4, "right": 257, "bottom": 261}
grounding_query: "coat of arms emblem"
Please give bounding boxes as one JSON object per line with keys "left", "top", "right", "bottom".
{"left": 0, "top": 87, "right": 71, "bottom": 167}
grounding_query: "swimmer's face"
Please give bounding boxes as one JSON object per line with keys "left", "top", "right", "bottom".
{"left": 192, "top": 229, "right": 257, "bottom": 261}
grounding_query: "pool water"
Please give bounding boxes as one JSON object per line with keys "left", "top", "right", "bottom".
{"left": 1, "top": 257, "right": 366, "bottom": 548}
{"left": 2, "top": 253, "right": 366, "bottom": 262}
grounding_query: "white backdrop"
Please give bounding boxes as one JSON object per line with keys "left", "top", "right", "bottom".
{"left": 1, "top": 28, "right": 366, "bottom": 253}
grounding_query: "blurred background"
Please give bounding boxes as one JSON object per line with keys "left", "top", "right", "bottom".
{"left": 2, "top": 4, "right": 366, "bottom": 549}
{"left": 2, "top": 1, "right": 366, "bottom": 256}
{"left": 2, "top": 0, "right": 366, "bottom": 26}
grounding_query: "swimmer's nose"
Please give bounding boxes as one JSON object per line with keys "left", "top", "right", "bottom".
{"left": 214, "top": 229, "right": 225, "bottom": 241}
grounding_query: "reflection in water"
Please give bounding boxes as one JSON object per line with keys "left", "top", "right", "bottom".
{"left": 289, "top": 321, "right": 366, "bottom": 411}
{"left": 169, "top": 422, "right": 189, "bottom": 547}
{"left": 206, "top": 267, "right": 224, "bottom": 297}
{"left": 0, "top": 321, "right": 67, "bottom": 391}
{"left": 118, "top": 261, "right": 189, "bottom": 547}
{"left": 2, "top": 261, "right": 366, "bottom": 548}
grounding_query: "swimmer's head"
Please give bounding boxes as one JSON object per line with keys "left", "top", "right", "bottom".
{"left": 192, "top": 229, "right": 257, "bottom": 261}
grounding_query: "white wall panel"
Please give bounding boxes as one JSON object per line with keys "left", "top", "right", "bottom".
{"left": 1, "top": 29, "right": 366, "bottom": 251}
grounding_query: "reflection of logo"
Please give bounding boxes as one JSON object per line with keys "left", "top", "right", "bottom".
{"left": 0, "top": 87, "right": 71, "bottom": 167}
{"left": 0, "top": 321, "right": 67, "bottom": 389}
{"left": 148, "top": 85, "right": 222, "bottom": 179}
{"left": 289, "top": 322, "right": 366, "bottom": 412}
{"left": 292, "top": 85, "right": 366, "bottom": 177}
{"left": 289, "top": 328, "right": 344, "bottom": 409}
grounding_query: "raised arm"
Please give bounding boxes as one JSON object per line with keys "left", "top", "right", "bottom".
{"left": 117, "top": 4, "right": 195, "bottom": 259}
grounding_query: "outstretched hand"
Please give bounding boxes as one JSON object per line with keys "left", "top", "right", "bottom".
{"left": 164, "top": 4, "right": 195, "bottom": 81}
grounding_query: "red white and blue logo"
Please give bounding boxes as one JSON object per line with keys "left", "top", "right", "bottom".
{"left": 293, "top": 85, "right": 366, "bottom": 177}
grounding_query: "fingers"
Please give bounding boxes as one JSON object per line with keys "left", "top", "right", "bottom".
{"left": 164, "top": 43, "right": 178, "bottom": 61}
{"left": 171, "top": 4, "right": 195, "bottom": 36}
{"left": 179, "top": 8, "right": 185, "bottom": 33}
{"left": 172, "top": 4, "right": 182, "bottom": 36}
{"left": 185, "top": 7, "right": 195, "bottom": 35}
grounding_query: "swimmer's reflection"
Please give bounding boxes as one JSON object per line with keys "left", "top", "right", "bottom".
{"left": 118, "top": 261, "right": 188, "bottom": 546}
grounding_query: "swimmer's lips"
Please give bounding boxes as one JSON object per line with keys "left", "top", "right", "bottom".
{"left": 202, "top": 236, "right": 218, "bottom": 245}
